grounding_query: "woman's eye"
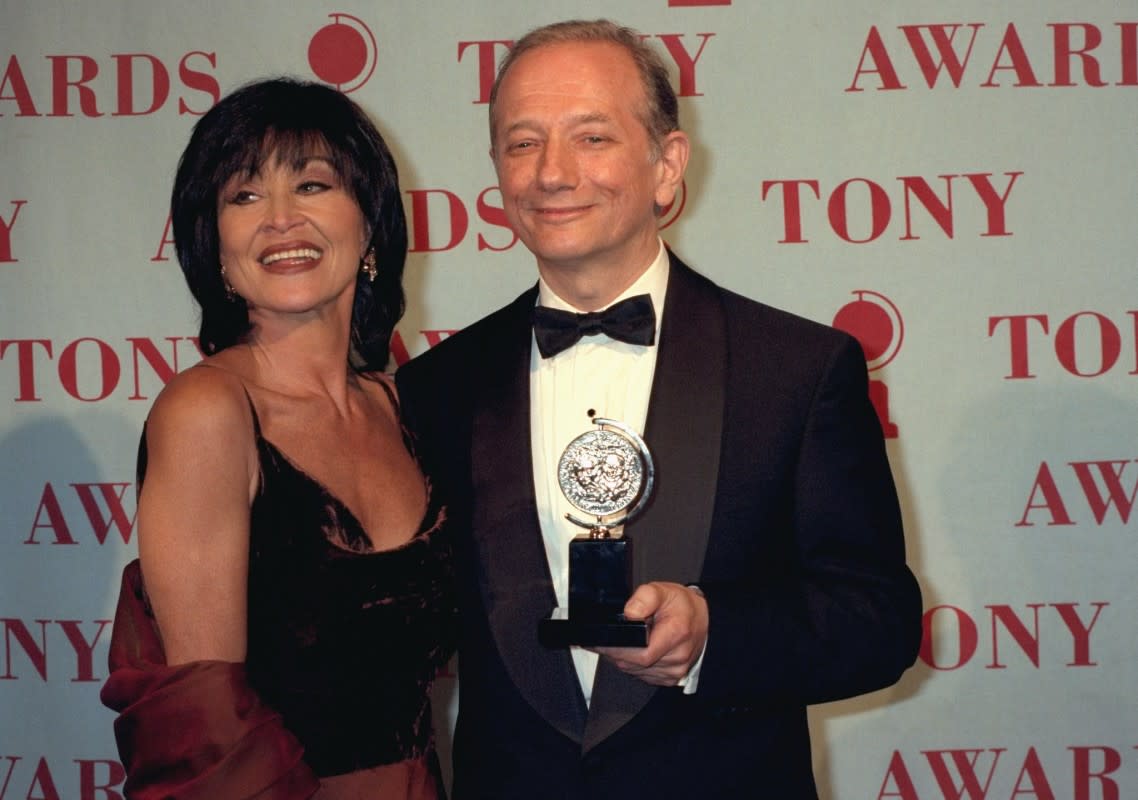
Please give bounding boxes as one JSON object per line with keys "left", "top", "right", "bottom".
{"left": 298, "top": 181, "right": 331, "bottom": 194}
{"left": 228, "top": 190, "right": 258, "bottom": 204}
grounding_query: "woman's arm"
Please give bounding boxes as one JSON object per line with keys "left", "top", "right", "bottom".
{"left": 135, "top": 365, "right": 259, "bottom": 663}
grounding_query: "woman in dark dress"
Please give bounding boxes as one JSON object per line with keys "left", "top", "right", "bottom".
{"left": 101, "top": 78, "right": 456, "bottom": 799}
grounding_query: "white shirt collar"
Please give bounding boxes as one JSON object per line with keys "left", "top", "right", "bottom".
{"left": 536, "top": 239, "right": 669, "bottom": 327}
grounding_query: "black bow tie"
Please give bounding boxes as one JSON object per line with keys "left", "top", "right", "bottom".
{"left": 532, "top": 294, "right": 657, "bottom": 358}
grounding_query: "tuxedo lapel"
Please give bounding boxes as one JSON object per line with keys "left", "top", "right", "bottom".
{"left": 584, "top": 253, "right": 727, "bottom": 751}
{"left": 469, "top": 288, "right": 588, "bottom": 744}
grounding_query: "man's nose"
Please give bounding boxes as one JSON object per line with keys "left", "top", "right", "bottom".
{"left": 535, "top": 138, "right": 577, "bottom": 190}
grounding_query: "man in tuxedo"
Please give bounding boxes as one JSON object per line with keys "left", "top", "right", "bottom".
{"left": 397, "top": 18, "right": 923, "bottom": 799}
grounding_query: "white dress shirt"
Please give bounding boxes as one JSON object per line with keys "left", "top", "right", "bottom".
{"left": 530, "top": 240, "right": 702, "bottom": 704}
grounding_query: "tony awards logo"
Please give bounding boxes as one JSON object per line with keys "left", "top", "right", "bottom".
{"left": 539, "top": 417, "right": 655, "bottom": 648}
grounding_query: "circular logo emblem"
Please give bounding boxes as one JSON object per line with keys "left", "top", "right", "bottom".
{"left": 307, "top": 13, "right": 377, "bottom": 92}
{"left": 832, "top": 289, "right": 904, "bottom": 371}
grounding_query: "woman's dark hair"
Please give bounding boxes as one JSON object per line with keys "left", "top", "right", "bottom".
{"left": 171, "top": 77, "right": 407, "bottom": 371}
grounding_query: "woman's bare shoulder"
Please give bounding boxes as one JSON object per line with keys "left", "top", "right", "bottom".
{"left": 147, "top": 360, "right": 252, "bottom": 440}
{"left": 138, "top": 359, "right": 262, "bottom": 493}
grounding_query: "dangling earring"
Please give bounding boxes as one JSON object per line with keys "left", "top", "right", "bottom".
{"left": 220, "top": 264, "right": 237, "bottom": 301}
{"left": 361, "top": 249, "right": 377, "bottom": 283}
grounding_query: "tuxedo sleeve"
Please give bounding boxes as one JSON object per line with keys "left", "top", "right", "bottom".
{"left": 696, "top": 334, "right": 922, "bottom": 706}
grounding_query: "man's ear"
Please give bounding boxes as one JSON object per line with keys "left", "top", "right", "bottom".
{"left": 654, "top": 131, "right": 690, "bottom": 209}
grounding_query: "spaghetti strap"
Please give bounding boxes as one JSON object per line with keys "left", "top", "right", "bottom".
{"left": 191, "top": 361, "right": 263, "bottom": 437}
{"left": 371, "top": 372, "right": 400, "bottom": 415}
{"left": 240, "top": 384, "right": 263, "bottom": 437}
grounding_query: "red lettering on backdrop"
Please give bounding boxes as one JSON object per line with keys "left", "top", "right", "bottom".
{"left": 920, "top": 605, "right": 978, "bottom": 670}
{"left": 1017, "top": 462, "right": 1075, "bottom": 526}
{"left": 389, "top": 330, "right": 458, "bottom": 368}
{"left": 967, "top": 172, "right": 1021, "bottom": 236}
{"left": 981, "top": 23, "right": 1043, "bottom": 87}
{"left": 26, "top": 482, "right": 135, "bottom": 546}
{"left": 848, "top": 26, "right": 906, "bottom": 91}
{"left": 77, "top": 759, "right": 127, "bottom": 800}
{"left": 848, "top": 22, "right": 1138, "bottom": 91}
{"left": 55, "top": 620, "right": 112, "bottom": 682}
{"left": 76, "top": 483, "right": 135, "bottom": 544}
{"left": 420, "top": 330, "right": 456, "bottom": 349}
{"left": 0, "top": 200, "right": 27, "bottom": 262}
{"left": 112, "top": 54, "right": 169, "bottom": 115}
{"left": 0, "top": 757, "right": 12, "bottom": 797}
{"left": 152, "top": 215, "right": 175, "bottom": 262}
{"left": 0, "top": 52, "right": 218, "bottom": 118}
{"left": 990, "top": 311, "right": 1138, "bottom": 379}
{"left": 1125, "top": 311, "right": 1138, "bottom": 374}
{"left": 404, "top": 187, "right": 522, "bottom": 254}
{"left": 877, "top": 751, "right": 919, "bottom": 800}
{"left": 457, "top": 40, "right": 513, "bottom": 105}
{"left": 406, "top": 189, "right": 468, "bottom": 253}
{"left": 0, "top": 336, "right": 203, "bottom": 402}
{"left": 126, "top": 336, "right": 194, "bottom": 399}
{"left": 1055, "top": 312, "right": 1122, "bottom": 376}
{"left": 879, "top": 746, "right": 1136, "bottom": 800}
{"left": 474, "top": 187, "right": 517, "bottom": 252}
{"left": 1021, "top": 460, "right": 1138, "bottom": 526}
{"left": 920, "top": 603, "right": 1107, "bottom": 670}
{"left": 59, "top": 338, "right": 120, "bottom": 401}
{"left": 1050, "top": 23, "right": 1108, "bottom": 86}
{"left": 28, "top": 484, "right": 77, "bottom": 545}
{"left": 177, "top": 51, "right": 221, "bottom": 115}
{"left": 760, "top": 180, "right": 819, "bottom": 243}
{"left": 1073, "top": 747, "right": 1123, "bottom": 800}
{"left": 0, "top": 756, "right": 126, "bottom": 800}
{"left": 0, "top": 339, "right": 52, "bottom": 401}
{"left": 48, "top": 55, "right": 102, "bottom": 116}
{"left": 0, "top": 56, "right": 40, "bottom": 115}
{"left": 1012, "top": 747, "right": 1057, "bottom": 800}
{"left": 654, "top": 34, "right": 714, "bottom": 97}
{"left": 827, "top": 178, "right": 891, "bottom": 243}
{"left": 1, "top": 619, "right": 112, "bottom": 682}
{"left": 1, "top": 619, "right": 48, "bottom": 680}
{"left": 924, "top": 749, "right": 1004, "bottom": 799}
{"left": 988, "top": 314, "right": 1049, "bottom": 378}
{"left": 28, "top": 756, "right": 61, "bottom": 800}
{"left": 1121, "top": 23, "right": 1138, "bottom": 84}
{"left": 762, "top": 172, "right": 1020, "bottom": 244}
{"left": 462, "top": 32, "right": 715, "bottom": 104}
{"left": 898, "top": 24, "right": 983, "bottom": 88}
{"left": 897, "top": 175, "right": 954, "bottom": 240}
{"left": 389, "top": 331, "right": 412, "bottom": 368}
{"left": 1069, "top": 460, "right": 1138, "bottom": 524}
{"left": 987, "top": 604, "right": 1044, "bottom": 668}
{"left": 1055, "top": 603, "right": 1108, "bottom": 666}
{"left": 1020, "top": 459, "right": 1138, "bottom": 527}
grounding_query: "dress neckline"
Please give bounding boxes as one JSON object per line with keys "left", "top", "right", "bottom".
{"left": 253, "top": 432, "right": 438, "bottom": 556}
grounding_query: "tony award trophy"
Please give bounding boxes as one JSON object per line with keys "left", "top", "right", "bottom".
{"left": 538, "top": 416, "right": 655, "bottom": 648}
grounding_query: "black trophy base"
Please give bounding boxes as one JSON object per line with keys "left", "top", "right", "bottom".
{"left": 538, "top": 607, "right": 649, "bottom": 648}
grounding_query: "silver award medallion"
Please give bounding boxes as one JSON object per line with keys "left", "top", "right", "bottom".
{"left": 539, "top": 417, "right": 656, "bottom": 648}
{"left": 557, "top": 417, "right": 655, "bottom": 534}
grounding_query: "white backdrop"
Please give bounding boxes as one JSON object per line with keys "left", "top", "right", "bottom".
{"left": 2, "top": 2, "right": 1136, "bottom": 798}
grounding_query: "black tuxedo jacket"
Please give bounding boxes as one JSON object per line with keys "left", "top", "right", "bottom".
{"left": 396, "top": 253, "right": 922, "bottom": 799}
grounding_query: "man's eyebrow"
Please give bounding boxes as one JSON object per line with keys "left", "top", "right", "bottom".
{"left": 501, "top": 111, "right": 617, "bottom": 137}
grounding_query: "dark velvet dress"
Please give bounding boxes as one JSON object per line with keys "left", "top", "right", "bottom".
{"left": 102, "top": 390, "right": 457, "bottom": 800}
